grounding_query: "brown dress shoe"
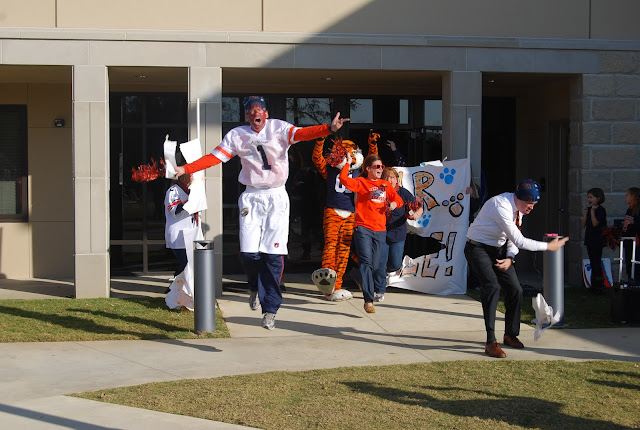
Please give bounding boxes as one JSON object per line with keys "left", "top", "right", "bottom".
{"left": 364, "top": 302, "right": 376, "bottom": 313}
{"left": 503, "top": 335, "right": 524, "bottom": 348}
{"left": 485, "top": 341, "right": 506, "bottom": 358}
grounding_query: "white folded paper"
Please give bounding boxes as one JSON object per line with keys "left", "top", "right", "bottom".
{"left": 179, "top": 138, "right": 208, "bottom": 214}
{"left": 532, "top": 293, "right": 561, "bottom": 341}
{"left": 163, "top": 135, "right": 179, "bottom": 179}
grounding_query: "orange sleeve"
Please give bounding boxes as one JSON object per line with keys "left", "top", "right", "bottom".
{"left": 183, "top": 153, "right": 222, "bottom": 174}
{"left": 338, "top": 162, "right": 360, "bottom": 192}
{"left": 289, "top": 124, "right": 331, "bottom": 143}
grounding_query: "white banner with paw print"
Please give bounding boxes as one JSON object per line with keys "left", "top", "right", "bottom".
{"left": 389, "top": 158, "right": 471, "bottom": 295}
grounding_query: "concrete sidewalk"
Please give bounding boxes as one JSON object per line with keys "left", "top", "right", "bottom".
{"left": 1, "top": 274, "right": 639, "bottom": 429}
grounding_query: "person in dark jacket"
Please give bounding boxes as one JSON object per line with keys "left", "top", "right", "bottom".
{"left": 581, "top": 187, "right": 607, "bottom": 290}
{"left": 622, "top": 187, "right": 640, "bottom": 284}
{"left": 374, "top": 167, "right": 423, "bottom": 303}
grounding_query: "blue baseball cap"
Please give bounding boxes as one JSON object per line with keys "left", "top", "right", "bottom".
{"left": 515, "top": 179, "right": 541, "bottom": 203}
{"left": 242, "top": 96, "right": 267, "bottom": 111}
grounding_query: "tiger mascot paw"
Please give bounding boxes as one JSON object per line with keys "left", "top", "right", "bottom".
{"left": 326, "top": 289, "right": 353, "bottom": 302}
{"left": 312, "top": 268, "right": 337, "bottom": 295}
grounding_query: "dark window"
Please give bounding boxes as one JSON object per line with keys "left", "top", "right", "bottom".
{"left": 0, "top": 106, "right": 28, "bottom": 218}
{"left": 109, "top": 92, "right": 188, "bottom": 274}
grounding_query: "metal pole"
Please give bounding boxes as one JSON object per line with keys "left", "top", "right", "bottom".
{"left": 543, "top": 234, "right": 564, "bottom": 326}
{"left": 194, "top": 240, "right": 215, "bottom": 333}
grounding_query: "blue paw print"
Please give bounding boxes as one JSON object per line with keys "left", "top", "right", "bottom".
{"left": 418, "top": 214, "right": 432, "bottom": 226}
{"left": 439, "top": 168, "right": 456, "bottom": 185}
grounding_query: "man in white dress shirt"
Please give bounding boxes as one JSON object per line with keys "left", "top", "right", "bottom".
{"left": 465, "top": 179, "right": 568, "bottom": 358}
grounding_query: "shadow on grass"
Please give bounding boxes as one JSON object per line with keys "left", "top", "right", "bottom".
{"left": 598, "top": 369, "right": 640, "bottom": 380}
{"left": 342, "top": 381, "right": 635, "bottom": 429}
{"left": 70, "top": 308, "right": 189, "bottom": 333}
{"left": 0, "top": 304, "right": 187, "bottom": 339}
{"left": 113, "top": 297, "right": 168, "bottom": 310}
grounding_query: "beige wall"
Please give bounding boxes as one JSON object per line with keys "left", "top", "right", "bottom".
{"left": 591, "top": 0, "right": 640, "bottom": 40}
{"left": 2, "top": 0, "right": 639, "bottom": 41}
{"left": 0, "top": 223, "right": 31, "bottom": 278}
{"left": 0, "top": 0, "right": 54, "bottom": 28}
{"left": 0, "top": 81, "right": 74, "bottom": 279}
{"left": 57, "top": 0, "right": 262, "bottom": 31}
{"left": 265, "top": 0, "right": 590, "bottom": 39}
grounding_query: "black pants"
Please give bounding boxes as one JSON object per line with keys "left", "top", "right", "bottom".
{"left": 464, "top": 241, "right": 523, "bottom": 344}
{"left": 586, "top": 242, "right": 604, "bottom": 288}
{"left": 171, "top": 248, "right": 188, "bottom": 276}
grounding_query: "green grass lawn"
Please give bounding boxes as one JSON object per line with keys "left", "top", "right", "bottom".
{"left": 75, "top": 360, "right": 640, "bottom": 430}
{"left": 3, "top": 286, "right": 638, "bottom": 428}
{"left": 0, "top": 297, "right": 228, "bottom": 342}
{"left": 0, "top": 286, "right": 634, "bottom": 343}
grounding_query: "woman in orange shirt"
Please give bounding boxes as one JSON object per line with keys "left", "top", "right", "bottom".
{"left": 339, "top": 153, "right": 403, "bottom": 313}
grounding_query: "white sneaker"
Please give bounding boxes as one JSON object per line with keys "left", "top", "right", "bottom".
{"left": 325, "top": 289, "right": 353, "bottom": 301}
{"left": 249, "top": 290, "right": 259, "bottom": 311}
{"left": 262, "top": 312, "right": 276, "bottom": 330}
{"left": 374, "top": 292, "right": 385, "bottom": 302}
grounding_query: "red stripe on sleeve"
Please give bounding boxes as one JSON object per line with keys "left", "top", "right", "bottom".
{"left": 216, "top": 146, "right": 233, "bottom": 159}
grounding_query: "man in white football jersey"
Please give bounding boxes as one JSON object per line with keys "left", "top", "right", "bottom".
{"left": 175, "top": 96, "right": 349, "bottom": 330}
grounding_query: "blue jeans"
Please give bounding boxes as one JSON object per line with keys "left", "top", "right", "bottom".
{"left": 374, "top": 239, "right": 405, "bottom": 295}
{"left": 387, "top": 240, "right": 405, "bottom": 272}
{"left": 354, "top": 226, "right": 386, "bottom": 303}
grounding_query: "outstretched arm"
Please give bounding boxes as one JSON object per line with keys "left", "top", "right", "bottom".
{"left": 386, "top": 140, "right": 406, "bottom": 166}
{"left": 175, "top": 153, "right": 222, "bottom": 176}
{"left": 290, "top": 112, "right": 351, "bottom": 143}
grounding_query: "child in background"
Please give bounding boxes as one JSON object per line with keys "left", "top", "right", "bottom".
{"left": 622, "top": 187, "right": 640, "bottom": 284}
{"left": 581, "top": 188, "right": 607, "bottom": 290}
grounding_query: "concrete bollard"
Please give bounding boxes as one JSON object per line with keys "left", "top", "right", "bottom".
{"left": 194, "top": 240, "right": 216, "bottom": 334}
{"left": 543, "top": 234, "right": 564, "bottom": 326}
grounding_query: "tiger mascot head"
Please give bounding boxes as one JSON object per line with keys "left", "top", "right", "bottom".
{"left": 325, "top": 137, "right": 364, "bottom": 171}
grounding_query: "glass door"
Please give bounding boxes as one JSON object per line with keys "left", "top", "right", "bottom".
{"left": 109, "top": 93, "right": 188, "bottom": 274}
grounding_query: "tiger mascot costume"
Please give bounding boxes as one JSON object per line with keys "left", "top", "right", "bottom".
{"left": 311, "top": 130, "right": 379, "bottom": 300}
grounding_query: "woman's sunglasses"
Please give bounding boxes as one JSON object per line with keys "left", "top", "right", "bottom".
{"left": 370, "top": 164, "right": 385, "bottom": 170}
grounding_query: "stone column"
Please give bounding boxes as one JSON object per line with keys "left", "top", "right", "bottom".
{"left": 72, "top": 65, "right": 110, "bottom": 298}
{"left": 442, "top": 71, "right": 482, "bottom": 182}
{"left": 189, "top": 67, "right": 224, "bottom": 296}
{"left": 569, "top": 52, "right": 640, "bottom": 286}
